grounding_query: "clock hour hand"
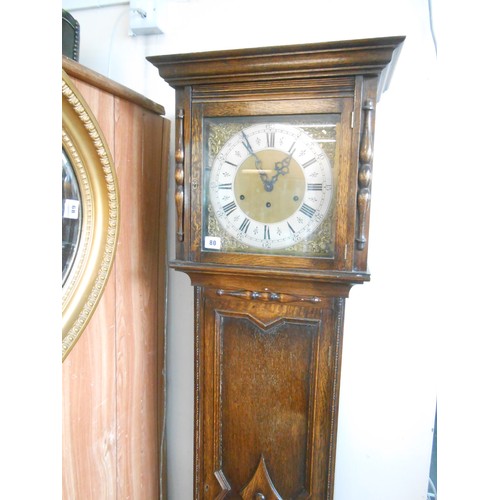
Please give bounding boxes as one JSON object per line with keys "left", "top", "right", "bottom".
{"left": 269, "top": 150, "right": 295, "bottom": 186}
{"left": 275, "top": 151, "right": 293, "bottom": 175}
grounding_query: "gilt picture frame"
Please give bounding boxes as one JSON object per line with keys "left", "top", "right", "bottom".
{"left": 62, "top": 69, "right": 119, "bottom": 361}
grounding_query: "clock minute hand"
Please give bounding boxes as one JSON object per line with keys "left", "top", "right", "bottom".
{"left": 241, "top": 131, "right": 274, "bottom": 190}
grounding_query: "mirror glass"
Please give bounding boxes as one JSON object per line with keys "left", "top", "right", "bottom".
{"left": 62, "top": 148, "right": 82, "bottom": 286}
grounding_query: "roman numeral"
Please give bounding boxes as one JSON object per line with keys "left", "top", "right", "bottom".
{"left": 266, "top": 131, "right": 275, "bottom": 148}
{"left": 225, "top": 160, "right": 237, "bottom": 167}
{"left": 264, "top": 225, "right": 270, "bottom": 239}
{"left": 307, "top": 183, "right": 323, "bottom": 191}
{"left": 239, "top": 218, "right": 250, "bottom": 233}
{"left": 222, "top": 201, "right": 237, "bottom": 215}
{"left": 287, "top": 222, "right": 295, "bottom": 234}
{"left": 218, "top": 183, "right": 232, "bottom": 190}
{"left": 303, "top": 158, "right": 317, "bottom": 168}
{"left": 299, "top": 203, "right": 316, "bottom": 218}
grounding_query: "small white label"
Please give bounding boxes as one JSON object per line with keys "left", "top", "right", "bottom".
{"left": 204, "top": 236, "right": 221, "bottom": 250}
{"left": 63, "top": 199, "right": 80, "bottom": 219}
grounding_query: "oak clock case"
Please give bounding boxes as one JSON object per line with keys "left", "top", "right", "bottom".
{"left": 62, "top": 69, "right": 120, "bottom": 361}
{"left": 148, "top": 36, "right": 404, "bottom": 499}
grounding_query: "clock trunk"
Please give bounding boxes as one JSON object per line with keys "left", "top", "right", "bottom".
{"left": 195, "top": 287, "right": 345, "bottom": 499}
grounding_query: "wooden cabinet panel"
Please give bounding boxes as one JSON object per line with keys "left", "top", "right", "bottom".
{"left": 62, "top": 281, "right": 118, "bottom": 499}
{"left": 62, "top": 76, "right": 119, "bottom": 500}
{"left": 62, "top": 56, "right": 169, "bottom": 499}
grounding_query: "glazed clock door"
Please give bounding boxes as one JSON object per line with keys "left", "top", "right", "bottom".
{"left": 196, "top": 287, "right": 345, "bottom": 499}
{"left": 192, "top": 98, "right": 354, "bottom": 271}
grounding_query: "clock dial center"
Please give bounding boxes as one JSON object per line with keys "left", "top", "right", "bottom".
{"left": 234, "top": 149, "right": 305, "bottom": 224}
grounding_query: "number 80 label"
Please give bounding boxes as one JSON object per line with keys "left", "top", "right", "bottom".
{"left": 204, "top": 236, "right": 222, "bottom": 250}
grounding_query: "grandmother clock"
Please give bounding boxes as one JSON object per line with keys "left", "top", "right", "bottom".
{"left": 149, "top": 36, "right": 404, "bottom": 499}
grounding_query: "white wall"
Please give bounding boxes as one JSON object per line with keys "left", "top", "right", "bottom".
{"left": 60, "top": 1, "right": 498, "bottom": 499}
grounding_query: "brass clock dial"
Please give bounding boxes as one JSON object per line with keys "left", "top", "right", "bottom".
{"left": 204, "top": 116, "right": 338, "bottom": 256}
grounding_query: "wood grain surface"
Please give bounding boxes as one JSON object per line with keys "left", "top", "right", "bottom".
{"left": 62, "top": 59, "right": 169, "bottom": 499}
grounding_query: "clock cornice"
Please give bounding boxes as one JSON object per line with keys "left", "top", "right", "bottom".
{"left": 147, "top": 36, "right": 405, "bottom": 97}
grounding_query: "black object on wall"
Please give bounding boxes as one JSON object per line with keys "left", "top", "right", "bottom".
{"left": 62, "top": 9, "right": 80, "bottom": 61}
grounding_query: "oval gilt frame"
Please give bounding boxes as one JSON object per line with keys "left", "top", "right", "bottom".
{"left": 62, "top": 69, "right": 120, "bottom": 361}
